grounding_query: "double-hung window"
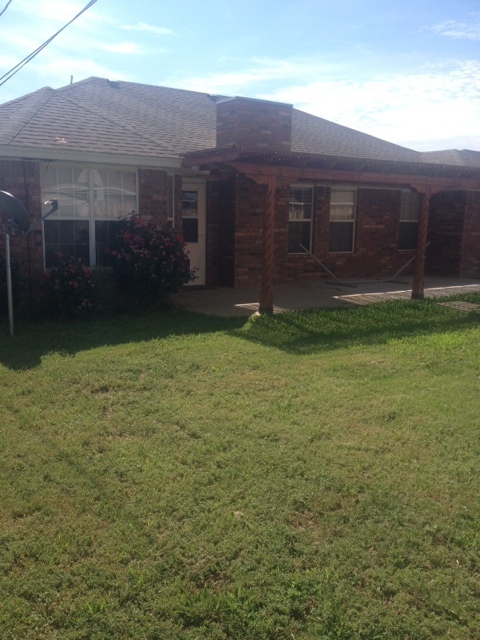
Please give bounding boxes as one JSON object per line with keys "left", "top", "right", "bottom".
{"left": 329, "top": 188, "right": 356, "bottom": 252}
{"left": 181, "top": 190, "right": 199, "bottom": 242}
{"left": 288, "top": 186, "right": 313, "bottom": 253}
{"left": 41, "top": 165, "right": 137, "bottom": 268}
{"left": 398, "top": 190, "right": 419, "bottom": 250}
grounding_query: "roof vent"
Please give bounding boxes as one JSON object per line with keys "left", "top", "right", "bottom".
{"left": 107, "top": 80, "right": 121, "bottom": 89}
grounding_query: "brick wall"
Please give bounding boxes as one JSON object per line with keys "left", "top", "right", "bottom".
{"left": 327, "top": 188, "right": 410, "bottom": 279}
{"left": 0, "top": 163, "right": 175, "bottom": 311}
{"left": 227, "top": 181, "right": 418, "bottom": 286}
{"left": 216, "top": 97, "right": 293, "bottom": 152}
{"left": 138, "top": 168, "right": 170, "bottom": 225}
{"left": 232, "top": 176, "right": 264, "bottom": 286}
{"left": 426, "top": 191, "right": 466, "bottom": 275}
{"left": 0, "top": 160, "right": 43, "bottom": 308}
{"left": 460, "top": 191, "right": 480, "bottom": 277}
{"left": 206, "top": 178, "right": 235, "bottom": 286}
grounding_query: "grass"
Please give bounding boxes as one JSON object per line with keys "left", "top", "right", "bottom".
{"left": 0, "top": 293, "right": 479, "bottom": 639}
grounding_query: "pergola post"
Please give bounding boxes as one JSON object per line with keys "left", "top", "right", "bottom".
{"left": 259, "top": 176, "right": 277, "bottom": 315}
{"left": 411, "top": 188, "right": 431, "bottom": 300}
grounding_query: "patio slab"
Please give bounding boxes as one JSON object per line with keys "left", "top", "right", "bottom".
{"left": 175, "top": 277, "right": 480, "bottom": 317}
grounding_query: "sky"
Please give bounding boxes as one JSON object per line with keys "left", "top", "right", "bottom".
{"left": 1, "top": 0, "right": 479, "bottom": 152}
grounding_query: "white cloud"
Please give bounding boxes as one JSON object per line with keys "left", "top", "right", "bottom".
{"left": 172, "top": 57, "right": 337, "bottom": 93}
{"left": 12, "top": 0, "right": 98, "bottom": 26}
{"left": 162, "top": 56, "right": 480, "bottom": 150}
{"left": 258, "top": 60, "right": 480, "bottom": 151}
{"left": 120, "top": 22, "right": 175, "bottom": 36}
{"left": 27, "top": 57, "right": 131, "bottom": 88}
{"left": 429, "top": 20, "right": 480, "bottom": 40}
{"left": 101, "top": 42, "right": 144, "bottom": 54}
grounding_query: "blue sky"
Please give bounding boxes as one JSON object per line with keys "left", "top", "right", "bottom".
{"left": 1, "top": 0, "right": 480, "bottom": 151}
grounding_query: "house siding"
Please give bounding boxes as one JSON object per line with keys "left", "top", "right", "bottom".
{"left": 226, "top": 181, "right": 418, "bottom": 286}
{"left": 460, "top": 191, "right": 480, "bottom": 277}
{"left": 0, "top": 159, "right": 43, "bottom": 302}
{"left": 233, "top": 176, "right": 264, "bottom": 286}
{"left": 426, "top": 191, "right": 466, "bottom": 276}
{"left": 206, "top": 179, "right": 235, "bottom": 287}
{"left": 2, "top": 158, "right": 478, "bottom": 309}
{"left": 216, "top": 98, "right": 293, "bottom": 152}
{"left": 1, "top": 162, "right": 177, "bottom": 307}
{"left": 138, "top": 168, "right": 170, "bottom": 226}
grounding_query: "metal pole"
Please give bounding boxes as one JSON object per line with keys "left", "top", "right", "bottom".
{"left": 5, "top": 224, "right": 14, "bottom": 337}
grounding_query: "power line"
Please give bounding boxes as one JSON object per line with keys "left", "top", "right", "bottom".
{"left": 0, "top": 1, "right": 13, "bottom": 19}
{"left": 0, "top": 0, "right": 98, "bottom": 88}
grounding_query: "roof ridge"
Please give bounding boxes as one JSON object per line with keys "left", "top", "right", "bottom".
{"left": 0, "top": 87, "right": 56, "bottom": 144}
{"left": 57, "top": 76, "right": 222, "bottom": 100}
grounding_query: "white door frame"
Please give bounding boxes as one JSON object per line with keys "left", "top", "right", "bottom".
{"left": 182, "top": 180, "right": 206, "bottom": 286}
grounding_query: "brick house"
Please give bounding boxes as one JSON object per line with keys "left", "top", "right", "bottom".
{"left": 1, "top": 77, "right": 479, "bottom": 313}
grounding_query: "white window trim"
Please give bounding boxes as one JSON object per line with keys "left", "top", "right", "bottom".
{"left": 398, "top": 190, "right": 420, "bottom": 251}
{"left": 329, "top": 188, "right": 356, "bottom": 254}
{"left": 288, "top": 184, "right": 314, "bottom": 254}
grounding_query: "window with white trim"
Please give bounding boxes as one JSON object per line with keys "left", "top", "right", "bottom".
{"left": 329, "top": 188, "right": 356, "bottom": 252}
{"left": 398, "top": 190, "right": 419, "bottom": 250}
{"left": 181, "top": 190, "right": 199, "bottom": 242}
{"left": 288, "top": 186, "right": 313, "bottom": 253}
{"left": 41, "top": 165, "right": 137, "bottom": 267}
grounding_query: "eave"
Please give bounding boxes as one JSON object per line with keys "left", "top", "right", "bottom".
{"left": 182, "top": 147, "right": 480, "bottom": 191}
{"left": 0, "top": 144, "right": 183, "bottom": 170}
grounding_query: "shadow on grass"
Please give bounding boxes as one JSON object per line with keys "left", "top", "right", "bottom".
{"left": 236, "top": 298, "right": 480, "bottom": 355}
{"left": 1, "top": 297, "right": 479, "bottom": 370}
{"left": 0, "top": 308, "right": 248, "bottom": 370}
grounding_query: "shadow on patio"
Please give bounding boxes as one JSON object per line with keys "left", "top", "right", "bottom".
{"left": 175, "top": 276, "right": 480, "bottom": 317}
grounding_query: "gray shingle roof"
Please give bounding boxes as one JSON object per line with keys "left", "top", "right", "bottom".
{"left": 0, "top": 76, "right": 478, "bottom": 170}
{"left": 420, "top": 149, "right": 480, "bottom": 168}
{"left": 291, "top": 108, "right": 421, "bottom": 163}
{"left": 0, "top": 81, "right": 179, "bottom": 157}
{"left": 56, "top": 78, "right": 219, "bottom": 154}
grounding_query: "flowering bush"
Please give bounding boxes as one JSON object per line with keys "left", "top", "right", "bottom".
{"left": 42, "top": 255, "right": 96, "bottom": 318}
{"left": 110, "top": 217, "right": 195, "bottom": 306}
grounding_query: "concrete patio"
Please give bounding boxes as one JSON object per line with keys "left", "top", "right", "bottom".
{"left": 175, "top": 276, "right": 480, "bottom": 317}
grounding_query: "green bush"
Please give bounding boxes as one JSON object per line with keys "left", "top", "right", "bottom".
{"left": 110, "top": 216, "right": 195, "bottom": 307}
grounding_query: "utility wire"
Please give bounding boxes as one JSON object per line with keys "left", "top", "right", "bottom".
{"left": 0, "top": 0, "right": 13, "bottom": 19}
{"left": 0, "top": 0, "right": 98, "bottom": 88}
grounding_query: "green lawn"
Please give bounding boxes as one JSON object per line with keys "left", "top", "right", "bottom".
{"left": 1, "top": 295, "right": 479, "bottom": 639}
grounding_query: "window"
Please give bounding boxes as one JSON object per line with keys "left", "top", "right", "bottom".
{"left": 181, "top": 190, "right": 199, "bottom": 242}
{"left": 329, "top": 189, "right": 356, "bottom": 252}
{"left": 288, "top": 186, "right": 313, "bottom": 253}
{"left": 398, "top": 191, "right": 419, "bottom": 250}
{"left": 41, "top": 165, "right": 137, "bottom": 267}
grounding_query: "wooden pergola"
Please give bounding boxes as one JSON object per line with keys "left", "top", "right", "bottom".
{"left": 183, "top": 148, "right": 480, "bottom": 314}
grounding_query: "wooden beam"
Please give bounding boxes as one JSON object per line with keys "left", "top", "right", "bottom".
{"left": 411, "top": 188, "right": 431, "bottom": 299}
{"left": 228, "top": 162, "right": 480, "bottom": 191}
{"left": 258, "top": 176, "right": 276, "bottom": 315}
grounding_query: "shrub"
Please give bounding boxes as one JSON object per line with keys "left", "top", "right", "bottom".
{"left": 110, "top": 216, "right": 195, "bottom": 307}
{"left": 42, "top": 255, "right": 96, "bottom": 318}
